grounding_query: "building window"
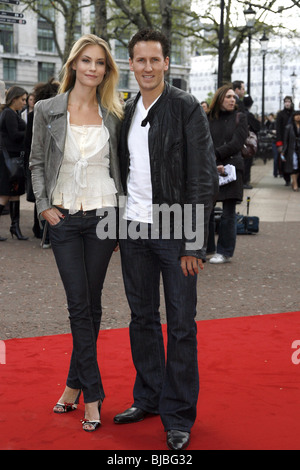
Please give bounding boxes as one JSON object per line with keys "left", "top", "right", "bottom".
{"left": 38, "top": 26, "right": 56, "bottom": 53}
{"left": 38, "top": 62, "right": 55, "bottom": 82}
{"left": 37, "top": 0, "right": 56, "bottom": 52}
{"left": 171, "top": 41, "right": 182, "bottom": 65}
{"left": 115, "top": 40, "right": 129, "bottom": 61}
{"left": 118, "top": 71, "right": 129, "bottom": 89}
{"left": 0, "top": 24, "right": 14, "bottom": 53}
{"left": 3, "top": 58, "right": 16, "bottom": 81}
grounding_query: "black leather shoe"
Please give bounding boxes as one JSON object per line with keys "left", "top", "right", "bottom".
{"left": 114, "top": 406, "right": 149, "bottom": 424}
{"left": 167, "top": 430, "right": 190, "bottom": 451}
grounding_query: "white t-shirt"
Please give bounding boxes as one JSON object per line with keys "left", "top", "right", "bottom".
{"left": 124, "top": 95, "right": 160, "bottom": 223}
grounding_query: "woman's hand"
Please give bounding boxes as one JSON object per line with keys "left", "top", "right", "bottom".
{"left": 217, "top": 165, "right": 225, "bottom": 175}
{"left": 41, "top": 207, "right": 65, "bottom": 226}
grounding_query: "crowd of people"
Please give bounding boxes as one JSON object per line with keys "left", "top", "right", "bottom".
{"left": 0, "top": 29, "right": 299, "bottom": 451}
{"left": 201, "top": 83, "right": 300, "bottom": 193}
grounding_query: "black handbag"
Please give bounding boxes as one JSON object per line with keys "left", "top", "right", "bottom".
{"left": 236, "top": 213, "right": 259, "bottom": 234}
{"left": 2, "top": 147, "right": 25, "bottom": 181}
{"left": 236, "top": 196, "right": 259, "bottom": 235}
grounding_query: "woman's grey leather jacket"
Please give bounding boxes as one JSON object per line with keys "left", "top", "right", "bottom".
{"left": 29, "top": 91, "right": 123, "bottom": 216}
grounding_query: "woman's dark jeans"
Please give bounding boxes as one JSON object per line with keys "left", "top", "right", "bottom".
{"left": 217, "top": 199, "right": 237, "bottom": 257}
{"left": 49, "top": 208, "right": 117, "bottom": 403}
{"left": 119, "top": 233, "right": 199, "bottom": 432}
{"left": 208, "top": 199, "right": 237, "bottom": 258}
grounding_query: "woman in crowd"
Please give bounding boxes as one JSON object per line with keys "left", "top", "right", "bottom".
{"left": 0, "top": 86, "right": 28, "bottom": 241}
{"left": 21, "top": 92, "right": 35, "bottom": 123}
{"left": 30, "top": 34, "right": 123, "bottom": 431}
{"left": 207, "top": 84, "right": 248, "bottom": 264}
{"left": 282, "top": 109, "right": 300, "bottom": 191}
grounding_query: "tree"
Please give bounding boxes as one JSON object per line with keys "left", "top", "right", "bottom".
{"left": 189, "top": 0, "right": 300, "bottom": 84}
{"left": 21, "top": 0, "right": 183, "bottom": 70}
{"left": 109, "top": 0, "right": 174, "bottom": 79}
{"left": 21, "top": 0, "right": 87, "bottom": 63}
{"left": 93, "top": 0, "right": 108, "bottom": 42}
{"left": 22, "top": 0, "right": 298, "bottom": 85}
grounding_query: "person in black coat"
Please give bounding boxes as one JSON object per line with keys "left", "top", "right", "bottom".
{"left": 233, "top": 80, "right": 246, "bottom": 112}
{"left": 113, "top": 28, "right": 218, "bottom": 450}
{"left": 282, "top": 110, "right": 300, "bottom": 191}
{"left": 266, "top": 113, "right": 278, "bottom": 177}
{"left": 243, "top": 95, "right": 261, "bottom": 189}
{"left": 0, "top": 86, "right": 28, "bottom": 241}
{"left": 207, "top": 84, "right": 248, "bottom": 264}
{"left": 276, "top": 96, "right": 294, "bottom": 185}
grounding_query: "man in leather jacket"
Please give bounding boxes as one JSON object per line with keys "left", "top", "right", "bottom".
{"left": 114, "top": 28, "right": 218, "bottom": 450}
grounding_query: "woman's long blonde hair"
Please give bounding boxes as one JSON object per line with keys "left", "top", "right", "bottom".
{"left": 59, "top": 34, "right": 123, "bottom": 120}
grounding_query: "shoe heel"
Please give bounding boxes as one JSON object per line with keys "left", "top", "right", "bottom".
{"left": 53, "top": 389, "right": 81, "bottom": 414}
{"left": 81, "top": 400, "right": 102, "bottom": 432}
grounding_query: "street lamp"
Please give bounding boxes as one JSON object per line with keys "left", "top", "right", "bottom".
{"left": 260, "top": 31, "right": 269, "bottom": 128}
{"left": 244, "top": 3, "right": 256, "bottom": 95}
{"left": 291, "top": 71, "right": 297, "bottom": 102}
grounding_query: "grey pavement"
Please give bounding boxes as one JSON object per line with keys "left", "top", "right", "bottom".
{"left": 0, "top": 158, "right": 299, "bottom": 340}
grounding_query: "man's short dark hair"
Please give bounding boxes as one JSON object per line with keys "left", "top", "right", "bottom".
{"left": 128, "top": 28, "right": 170, "bottom": 60}
{"left": 232, "top": 80, "right": 244, "bottom": 91}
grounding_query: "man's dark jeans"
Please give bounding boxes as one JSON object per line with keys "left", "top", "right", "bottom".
{"left": 49, "top": 208, "right": 117, "bottom": 403}
{"left": 119, "top": 233, "right": 199, "bottom": 432}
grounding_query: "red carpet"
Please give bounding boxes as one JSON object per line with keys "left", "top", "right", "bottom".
{"left": 1, "top": 312, "right": 300, "bottom": 450}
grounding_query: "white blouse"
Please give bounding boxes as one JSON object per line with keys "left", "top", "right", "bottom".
{"left": 52, "top": 112, "right": 117, "bottom": 214}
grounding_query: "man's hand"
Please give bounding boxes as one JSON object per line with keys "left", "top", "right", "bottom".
{"left": 181, "top": 256, "right": 204, "bottom": 277}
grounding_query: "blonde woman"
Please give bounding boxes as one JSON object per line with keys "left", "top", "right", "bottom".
{"left": 30, "top": 34, "right": 123, "bottom": 432}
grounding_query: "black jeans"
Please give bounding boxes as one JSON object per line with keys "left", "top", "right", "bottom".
{"left": 119, "top": 233, "right": 199, "bottom": 432}
{"left": 207, "top": 199, "right": 237, "bottom": 258}
{"left": 49, "top": 208, "right": 117, "bottom": 403}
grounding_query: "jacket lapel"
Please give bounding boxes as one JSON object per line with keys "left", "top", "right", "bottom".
{"left": 47, "top": 92, "right": 69, "bottom": 154}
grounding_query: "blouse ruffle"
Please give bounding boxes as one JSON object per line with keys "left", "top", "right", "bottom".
{"left": 52, "top": 112, "right": 117, "bottom": 213}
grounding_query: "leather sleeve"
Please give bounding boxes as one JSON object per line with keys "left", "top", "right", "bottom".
{"left": 29, "top": 100, "right": 52, "bottom": 216}
{"left": 180, "top": 101, "right": 219, "bottom": 259}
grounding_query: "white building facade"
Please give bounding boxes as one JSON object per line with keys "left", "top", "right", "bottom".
{"left": 190, "top": 35, "right": 300, "bottom": 116}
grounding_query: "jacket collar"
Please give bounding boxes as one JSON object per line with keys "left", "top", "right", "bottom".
{"left": 46, "top": 90, "right": 69, "bottom": 116}
{"left": 46, "top": 90, "right": 107, "bottom": 119}
{"left": 130, "top": 82, "right": 170, "bottom": 127}
{"left": 46, "top": 90, "right": 108, "bottom": 153}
